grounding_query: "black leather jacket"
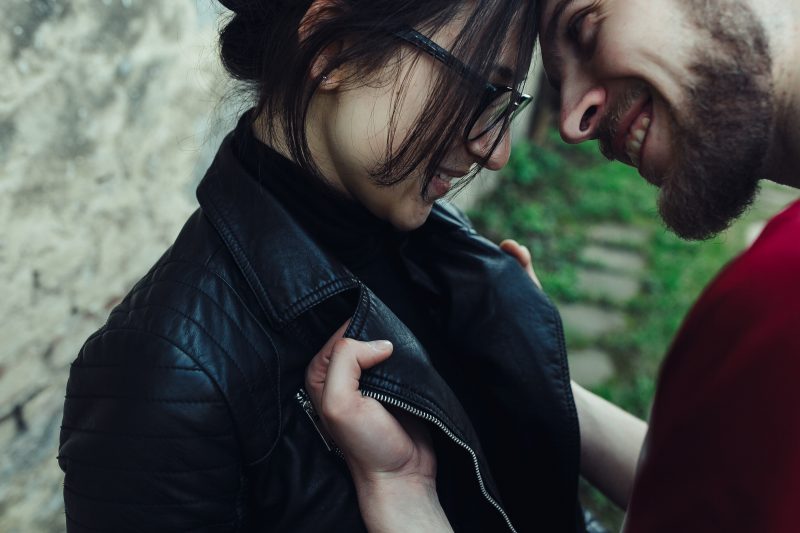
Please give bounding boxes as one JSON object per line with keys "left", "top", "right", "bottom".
{"left": 59, "top": 131, "right": 583, "bottom": 532}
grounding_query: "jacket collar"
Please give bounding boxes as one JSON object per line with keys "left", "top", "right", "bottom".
{"left": 197, "top": 130, "right": 360, "bottom": 332}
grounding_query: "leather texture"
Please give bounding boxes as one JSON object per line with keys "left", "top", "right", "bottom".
{"left": 59, "top": 130, "right": 583, "bottom": 532}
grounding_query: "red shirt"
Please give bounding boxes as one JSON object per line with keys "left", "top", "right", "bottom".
{"left": 625, "top": 200, "right": 800, "bottom": 533}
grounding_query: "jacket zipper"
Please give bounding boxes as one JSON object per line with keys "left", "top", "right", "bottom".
{"left": 296, "top": 386, "right": 518, "bottom": 533}
{"left": 360, "top": 388, "right": 519, "bottom": 533}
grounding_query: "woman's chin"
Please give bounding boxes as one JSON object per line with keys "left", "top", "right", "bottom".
{"left": 387, "top": 203, "right": 434, "bottom": 232}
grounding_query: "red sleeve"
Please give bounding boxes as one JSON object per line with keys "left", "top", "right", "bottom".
{"left": 625, "top": 202, "right": 800, "bottom": 533}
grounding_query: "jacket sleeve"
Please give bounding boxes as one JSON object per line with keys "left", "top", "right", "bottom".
{"left": 59, "top": 324, "right": 244, "bottom": 533}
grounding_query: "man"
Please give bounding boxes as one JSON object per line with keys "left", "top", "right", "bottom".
{"left": 306, "top": 0, "right": 800, "bottom": 531}
{"left": 537, "top": 0, "right": 800, "bottom": 530}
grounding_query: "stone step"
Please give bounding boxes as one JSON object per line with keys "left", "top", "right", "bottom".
{"left": 560, "top": 303, "right": 627, "bottom": 339}
{"left": 577, "top": 269, "right": 641, "bottom": 304}
{"left": 587, "top": 224, "right": 649, "bottom": 248}
{"left": 581, "top": 244, "right": 646, "bottom": 275}
{"left": 569, "top": 349, "right": 616, "bottom": 387}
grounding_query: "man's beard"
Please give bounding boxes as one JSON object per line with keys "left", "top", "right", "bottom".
{"left": 605, "top": 1, "right": 775, "bottom": 240}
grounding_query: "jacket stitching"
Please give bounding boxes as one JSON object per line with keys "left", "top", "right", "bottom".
{"left": 346, "top": 285, "right": 371, "bottom": 338}
{"left": 201, "top": 182, "right": 279, "bottom": 323}
{"left": 101, "top": 302, "right": 274, "bottom": 434}
{"left": 82, "top": 326, "right": 272, "bottom": 453}
{"left": 548, "top": 298, "right": 582, "bottom": 467}
{"left": 203, "top": 178, "right": 358, "bottom": 330}
{"left": 107, "top": 260, "right": 281, "bottom": 407}
{"left": 110, "top": 266, "right": 270, "bottom": 371}
{"left": 104, "top": 256, "right": 283, "bottom": 452}
{"left": 109, "top": 294, "right": 275, "bottom": 398}
{"left": 280, "top": 278, "right": 359, "bottom": 324}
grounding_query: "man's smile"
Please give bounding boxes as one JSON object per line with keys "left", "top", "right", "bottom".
{"left": 609, "top": 94, "right": 654, "bottom": 173}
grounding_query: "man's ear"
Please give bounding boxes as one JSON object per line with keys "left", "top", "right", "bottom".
{"left": 299, "top": 0, "right": 346, "bottom": 90}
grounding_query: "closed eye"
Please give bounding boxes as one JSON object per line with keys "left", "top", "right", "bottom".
{"left": 566, "top": 11, "right": 588, "bottom": 45}
{"left": 565, "top": 1, "right": 602, "bottom": 58}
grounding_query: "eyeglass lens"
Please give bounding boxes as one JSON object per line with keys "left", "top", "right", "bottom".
{"left": 468, "top": 92, "right": 530, "bottom": 142}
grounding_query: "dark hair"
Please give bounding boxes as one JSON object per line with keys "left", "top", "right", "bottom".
{"left": 219, "top": 0, "right": 538, "bottom": 191}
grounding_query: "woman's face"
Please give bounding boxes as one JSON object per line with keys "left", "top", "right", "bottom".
{"left": 308, "top": 17, "right": 523, "bottom": 231}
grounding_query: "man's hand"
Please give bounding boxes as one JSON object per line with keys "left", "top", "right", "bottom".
{"left": 305, "top": 322, "right": 452, "bottom": 532}
{"left": 500, "top": 239, "right": 542, "bottom": 289}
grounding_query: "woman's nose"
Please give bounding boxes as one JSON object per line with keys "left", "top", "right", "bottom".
{"left": 560, "top": 85, "right": 607, "bottom": 144}
{"left": 467, "top": 127, "right": 512, "bottom": 171}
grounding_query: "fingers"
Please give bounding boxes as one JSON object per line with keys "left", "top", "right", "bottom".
{"left": 305, "top": 319, "right": 394, "bottom": 424}
{"left": 322, "top": 338, "right": 393, "bottom": 419}
{"left": 499, "top": 238, "right": 529, "bottom": 267}
{"left": 499, "top": 239, "right": 542, "bottom": 289}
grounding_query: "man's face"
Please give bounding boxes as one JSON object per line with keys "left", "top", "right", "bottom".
{"left": 539, "top": 0, "right": 774, "bottom": 239}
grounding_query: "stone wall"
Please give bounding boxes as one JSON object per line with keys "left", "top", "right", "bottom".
{"left": 0, "top": 1, "right": 230, "bottom": 530}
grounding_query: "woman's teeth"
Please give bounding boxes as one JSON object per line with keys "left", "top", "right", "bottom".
{"left": 625, "top": 116, "right": 651, "bottom": 168}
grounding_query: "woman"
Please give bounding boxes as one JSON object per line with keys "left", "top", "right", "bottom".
{"left": 58, "top": 0, "right": 589, "bottom": 531}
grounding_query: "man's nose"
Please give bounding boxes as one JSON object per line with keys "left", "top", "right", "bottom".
{"left": 467, "top": 128, "right": 512, "bottom": 171}
{"left": 560, "top": 84, "right": 606, "bottom": 144}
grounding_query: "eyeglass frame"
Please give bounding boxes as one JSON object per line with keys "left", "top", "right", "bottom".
{"left": 393, "top": 29, "right": 533, "bottom": 144}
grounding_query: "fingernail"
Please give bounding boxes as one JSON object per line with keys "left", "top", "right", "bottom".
{"left": 368, "top": 340, "right": 393, "bottom": 351}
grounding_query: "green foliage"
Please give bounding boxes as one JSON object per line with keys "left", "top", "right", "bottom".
{"left": 470, "top": 134, "right": 660, "bottom": 303}
{"left": 468, "top": 131, "right": 746, "bottom": 529}
{"left": 469, "top": 132, "right": 739, "bottom": 412}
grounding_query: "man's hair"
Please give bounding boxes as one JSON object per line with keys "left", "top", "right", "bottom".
{"left": 218, "top": 0, "right": 538, "bottom": 190}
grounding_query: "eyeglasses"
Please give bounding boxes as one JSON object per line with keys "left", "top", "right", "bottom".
{"left": 394, "top": 29, "right": 532, "bottom": 145}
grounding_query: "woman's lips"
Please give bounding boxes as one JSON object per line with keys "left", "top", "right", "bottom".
{"left": 428, "top": 174, "right": 453, "bottom": 199}
{"left": 425, "top": 167, "right": 471, "bottom": 201}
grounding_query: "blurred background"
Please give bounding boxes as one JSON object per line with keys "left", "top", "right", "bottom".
{"left": 1, "top": 1, "right": 797, "bottom": 531}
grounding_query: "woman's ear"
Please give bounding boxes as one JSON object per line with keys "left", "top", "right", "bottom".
{"left": 299, "top": 0, "right": 345, "bottom": 90}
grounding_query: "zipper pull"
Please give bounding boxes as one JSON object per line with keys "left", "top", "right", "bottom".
{"left": 295, "top": 388, "right": 344, "bottom": 458}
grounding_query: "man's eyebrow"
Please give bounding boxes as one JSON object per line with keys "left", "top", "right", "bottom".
{"left": 541, "top": 0, "right": 577, "bottom": 90}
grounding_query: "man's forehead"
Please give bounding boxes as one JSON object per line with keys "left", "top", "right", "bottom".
{"left": 540, "top": 0, "right": 557, "bottom": 21}
{"left": 538, "top": 0, "right": 578, "bottom": 90}
{"left": 539, "top": 0, "right": 579, "bottom": 38}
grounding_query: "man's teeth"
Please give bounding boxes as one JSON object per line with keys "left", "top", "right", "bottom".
{"left": 436, "top": 173, "right": 456, "bottom": 182}
{"left": 625, "top": 116, "right": 651, "bottom": 167}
